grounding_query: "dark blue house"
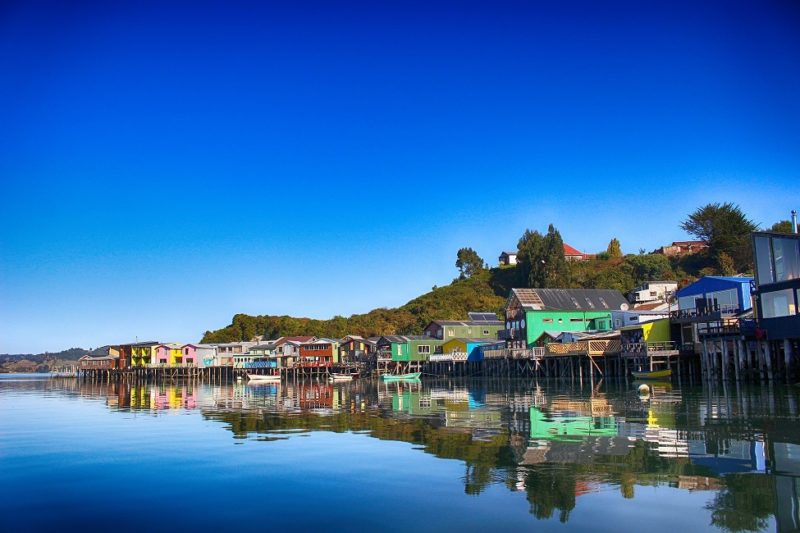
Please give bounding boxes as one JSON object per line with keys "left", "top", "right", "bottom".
{"left": 676, "top": 276, "right": 753, "bottom": 316}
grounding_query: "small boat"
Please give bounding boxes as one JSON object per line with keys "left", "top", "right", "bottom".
{"left": 247, "top": 373, "right": 281, "bottom": 383}
{"left": 631, "top": 368, "right": 672, "bottom": 380}
{"left": 329, "top": 373, "right": 356, "bottom": 382}
{"left": 381, "top": 372, "right": 422, "bottom": 382}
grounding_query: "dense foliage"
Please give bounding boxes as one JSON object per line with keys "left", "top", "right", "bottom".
{"left": 680, "top": 202, "right": 757, "bottom": 273}
{"left": 455, "top": 247, "right": 486, "bottom": 279}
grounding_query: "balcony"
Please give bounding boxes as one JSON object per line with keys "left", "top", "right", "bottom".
{"left": 621, "top": 341, "right": 679, "bottom": 358}
{"left": 545, "top": 340, "right": 621, "bottom": 357}
{"left": 670, "top": 304, "right": 741, "bottom": 324}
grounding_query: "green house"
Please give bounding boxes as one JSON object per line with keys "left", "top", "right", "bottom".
{"left": 504, "top": 288, "right": 630, "bottom": 349}
{"left": 376, "top": 336, "right": 444, "bottom": 362}
{"left": 423, "top": 313, "right": 503, "bottom": 341}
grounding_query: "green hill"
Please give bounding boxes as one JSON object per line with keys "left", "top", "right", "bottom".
{"left": 200, "top": 232, "right": 746, "bottom": 344}
{"left": 201, "top": 268, "right": 510, "bottom": 343}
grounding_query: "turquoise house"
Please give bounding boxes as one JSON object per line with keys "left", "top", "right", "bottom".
{"left": 503, "top": 288, "right": 630, "bottom": 349}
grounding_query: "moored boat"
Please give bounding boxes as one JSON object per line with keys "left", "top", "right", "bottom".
{"left": 631, "top": 368, "right": 672, "bottom": 380}
{"left": 247, "top": 373, "right": 281, "bottom": 383}
{"left": 329, "top": 373, "right": 356, "bottom": 382}
{"left": 381, "top": 372, "right": 421, "bottom": 382}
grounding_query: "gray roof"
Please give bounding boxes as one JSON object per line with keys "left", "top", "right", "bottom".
{"left": 428, "top": 319, "right": 503, "bottom": 327}
{"left": 510, "top": 288, "right": 629, "bottom": 311}
{"left": 468, "top": 312, "right": 501, "bottom": 321}
{"left": 377, "top": 335, "right": 436, "bottom": 344}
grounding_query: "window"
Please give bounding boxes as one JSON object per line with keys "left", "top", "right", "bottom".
{"left": 447, "top": 329, "right": 454, "bottom": 337}
{"left": 584, "top": 297, "right": 595, "bottom": 309}
{"left": 542, "top": 318, "right": 553, "bottom": 323}
{"left": 570, "top": 318, "right": 584, "bottom": 323}
{"left": 774, "top": 237, "right": 800, "bottom": 282}
{"left": 570, "top": 297, "right": 581, "bottom": 309}
{"left": 598, "top": 297, "right": 609, "bottom": 309}
{"left": 761, "top": 289, "right": 796, "bottom": 319}
{"left": 649, "top": 291, "right": 657, "bottom": 297}
{"left": 483, "top": 329, "right": 490, "bottom": 335}
{"left": 418, "top": 345, "right": 431, "bottom": 354}
{"left": 754, "top": 235, "right": 775, "bottom": 285}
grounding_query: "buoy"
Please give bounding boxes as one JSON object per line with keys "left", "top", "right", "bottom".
{"left": 638, "top": 384, "right": 651, "bottom": 400}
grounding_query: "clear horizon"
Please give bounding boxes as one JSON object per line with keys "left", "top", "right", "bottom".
{"left": 2, "top": 1, "right": 799, "bottom": 353}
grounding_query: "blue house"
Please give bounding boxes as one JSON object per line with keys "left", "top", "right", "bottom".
{"left": 676, "top": 276, "right": 753, "bottom": 316}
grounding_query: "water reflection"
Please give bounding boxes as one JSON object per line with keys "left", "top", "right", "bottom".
{"left": 3, "top": 375, "right": 799, "bottom": 531}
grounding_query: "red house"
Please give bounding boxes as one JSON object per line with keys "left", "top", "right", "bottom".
{"left": 297, "top": 339, "right": 339, "bottom": 368}
{"left": 563, "top": 243, "right": 595, "bottom": 261}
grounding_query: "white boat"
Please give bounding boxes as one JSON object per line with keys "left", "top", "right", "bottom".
{"left": 247, "top": 373, "right": 281, "bottom": 383}
{"left": 329, "top": 373, "right": 355, "bottom": 382}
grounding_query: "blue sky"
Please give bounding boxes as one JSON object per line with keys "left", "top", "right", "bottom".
{"left": 2, "top": 1, "right": 799, "bottom": 353}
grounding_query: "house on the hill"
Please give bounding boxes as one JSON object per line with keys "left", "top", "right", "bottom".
{"left": 499, "top": 251, "right": 518, "bottom": 266}
{"left": 563, "top": 243, "right": 594, "bottom": 261}
{"left": 655, "top": 241, "right": 708, "bottom": 257}
{"left": 629, "top": 281, "right": 678, "bottom": 304}
{"left": 503, "top": 288, "right": 629, "bottom": 350}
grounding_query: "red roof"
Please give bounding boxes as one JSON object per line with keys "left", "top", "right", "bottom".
{"left": 563, "top": 243, "right": 584, "bottom": 256}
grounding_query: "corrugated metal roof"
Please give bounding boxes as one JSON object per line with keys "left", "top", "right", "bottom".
{"left": 468, "top": 312, "right": 501, "bottom": 321}
{"left": 510, "top": 288, "right": 629, "bottom": 311}
{"left": 429, "top": 319, "right": 503, "bottom": 327}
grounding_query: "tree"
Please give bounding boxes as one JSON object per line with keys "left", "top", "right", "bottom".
{"left": 680, "top": 203, "right": 757, "bottom": 272}
{"left": 717, "top": 252, "right": 736, "bottom": 276}
{"left": 455, "top": 247, "right": 485, "bottom": 279}
{"left": 606, "top": 238, "right": 623, "bottom": 259}
{"left": 769, "top": 220, "right": 799, "bottom": 234}
{"left": 517, "top": 224, "right": 569, "bottom": 288}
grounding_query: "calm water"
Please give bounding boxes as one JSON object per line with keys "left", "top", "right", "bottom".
{"left": 1, "top": 375, "right": 799, "bottom": 532}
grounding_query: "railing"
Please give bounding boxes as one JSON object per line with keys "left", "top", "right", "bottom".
{"left": 429, "top": 352, "right": 469, "bottom": 363}
{"left": 545, "top": 340, "right": 621, "bottom": 357}
{"left": 479, "top": 348, "right": 544, "bottom": 360}
{"left": 511, "top": 348, "right": 545, "bottom": 359}
{"left": 621, "top": 342, "right": 678, "bottom": 356}
{"left": 671, "top": 304, "right": 740, "bottom": 320}
{"left": 243, "top": 361, "right": 277, "bottom": 368}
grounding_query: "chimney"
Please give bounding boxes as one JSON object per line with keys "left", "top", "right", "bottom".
{"left": 793, "top": 209, "right": 798, "bottom": 235}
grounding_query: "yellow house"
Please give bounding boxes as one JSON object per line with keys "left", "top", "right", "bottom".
{"left": 620, "top": 318, "right": 671, "bottom": 344}
{"left": 442, "top": 338, "right": 493, "bottom": 362}
{"left": 131, "top": 342, "right": 159, "bottom": 367}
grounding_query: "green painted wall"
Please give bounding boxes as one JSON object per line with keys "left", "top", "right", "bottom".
{"left": 525, "top": 310, "right": 614, "bottom": 345}
{"left": 439, "top": 324, "right": 502, "bottom": 340}
{"left": 392, "top": 339, "right": 444, "bottom": 361}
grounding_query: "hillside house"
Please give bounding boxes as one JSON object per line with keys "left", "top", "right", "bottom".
{"left": 656, "top": 241, "right": 708, "bottom": 257}
{"left": 563, "top": 243, "right": 595, "bottom": 262}
{"left": 499, "top": 251, "right": 518, "bottom": 266}
{"left": 629, "top": 281, "right": 678, "bottom": 304}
